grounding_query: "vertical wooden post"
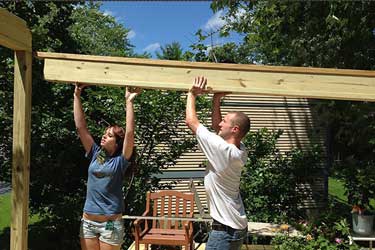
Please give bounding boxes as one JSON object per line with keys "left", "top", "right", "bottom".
{"left": 11, "top": 51, "right": 32, "bottom": 250}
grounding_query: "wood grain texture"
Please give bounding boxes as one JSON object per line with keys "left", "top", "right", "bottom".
{"left": 36, "top": 52, "right": 375, "bottom": 101}
{"left": 0, "top": 8, "right": 31, "bottom": 51}
{"left": 11, "top": 51, "right": 32, "bottom": 250}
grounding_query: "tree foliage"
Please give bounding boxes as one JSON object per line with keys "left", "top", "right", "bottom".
{"left": 189, "top": 29, "right": 252, "bottom": 63}
{"left": 209, "top": 0, "right": 375, "bottom": 209}
{"left": 0, "top": 3, "right": 208, "bottom": 250}
{"left": 241, "top": 128, "right": 323, "bottom": 223}
{"left": 0, "top": 2, "right": 82, "bottom": 248}
{"left": 68, "top": 2, "right": 134, "bottom": 57}
{"left": 0, "top": 1, "right": 79, "bottom": 183}
{"left": 211, "top": 1, "right": 375, "bottom": 68}
{"left": 156, "top": 42, "right": 181, "bottom": 60}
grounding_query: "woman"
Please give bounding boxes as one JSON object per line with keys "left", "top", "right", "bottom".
{"left": 74, "top": 84, "right": 141, "bottom": 250}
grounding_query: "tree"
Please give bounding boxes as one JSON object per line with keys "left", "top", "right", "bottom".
{"left": 0, "top": 1, "right": 79, "bottom": 183}
{"left": 0, "top": 3, "right": 137, "bottom": 250}
{"left": 209, "top": 0, "right": 375, "bottom": 210}
{"left": 156, "top": 42, "right": 183, "bottom": 60}
{"left": 0, "top": 1, "right": 82, "bottom": 249}
{"left": 211, "top": 1, "right": 375, "bottom": 69}
{"left": 68, "top": 2, "right": 134, "bottom": 57}
{"left": 23, "top": 2, "right": 136, "bottom": 233}
{"left": 156, "top": 41, "right": 194, "bottom": 61}
{"left": 0, "top": 3, "right": 209, "bottom": 249}
{"left": 190, "top": 31, "right": 251, "bottom": 64}
{"left": 241, "top": 129, "right": 323, "bottom": 223}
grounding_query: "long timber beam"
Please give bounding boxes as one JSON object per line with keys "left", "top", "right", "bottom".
{"left": 36, "top": 52, "right": 375, "bottom": 102}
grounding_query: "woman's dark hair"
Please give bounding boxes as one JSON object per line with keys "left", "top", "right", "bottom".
{"left": 106, "top": 125, "right": 138, "bottom": 177}
{"left": 107, "top": 125, "right": 125, "bottom": 156}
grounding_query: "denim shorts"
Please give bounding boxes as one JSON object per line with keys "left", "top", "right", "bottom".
{"left": 205, "top": 228, "right": 247, "bottom": 250}
{"left": 79, "top": 218, "right": 125, "bottom": 246}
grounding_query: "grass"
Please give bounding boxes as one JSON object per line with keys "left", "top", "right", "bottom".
{"left": 0, "top": 193, "right": 11, "bottom": 230}
{"left": 0, "top": 178, "right": 373, "bottom": 232}
{"left": 0, "top": 178, "right": 355, "bottom": 231}
{"left": 328, "top": 177, "right": 348, "bottom": 203}
{"left": 0, "top": 192, "right": 41, "bottom": 232}
{"left": 328, "top": 177, "right": 375, "bottom": 208}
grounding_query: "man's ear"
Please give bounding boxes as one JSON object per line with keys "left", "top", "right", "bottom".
{"left": 232, "top": 125, "right": 240, "bottom": 133}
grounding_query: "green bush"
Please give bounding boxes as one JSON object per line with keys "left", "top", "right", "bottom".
{"left": 241, "top": 128, "right": 323, "bottom": 223}
{"left": 272, "top": 218, "right": 359, "bottom": 250}
{"left": 272, "top": 198, "right": 359, "bottom": 249}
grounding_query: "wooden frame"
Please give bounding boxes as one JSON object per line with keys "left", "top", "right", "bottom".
{"left": 36, "top": 52, "right": 375, "bottom": 102}
{"left": 0, "top": 9, "right": 31, "bottom": 52}
{"left": 0, "top": 8, "right": 32, "bottom": 250}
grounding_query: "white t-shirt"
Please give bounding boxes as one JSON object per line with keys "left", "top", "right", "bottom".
{"left": 196, "top": 124, "right": 248, "bottom": 230}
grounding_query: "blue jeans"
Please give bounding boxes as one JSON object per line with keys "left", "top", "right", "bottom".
{"left": 205, "top": 228, "right": 247, "bottom": 250}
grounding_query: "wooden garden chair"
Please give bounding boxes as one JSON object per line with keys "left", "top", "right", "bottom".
{"left": 133, "top": 190, "right": 195, "bottom": 250}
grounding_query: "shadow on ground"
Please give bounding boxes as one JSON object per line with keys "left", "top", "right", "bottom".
{"left": 0, "top": 219, "right": 80, "bottom": 250}
{"left": 0, "top": 197, "right": 355, "bottom": 250}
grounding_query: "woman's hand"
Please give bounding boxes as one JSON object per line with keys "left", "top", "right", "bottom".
{"left": 74, "top": 83, "right": 88, "bottom": 96}
{"left": 213, "top": 92, "right": 231, "bottom": 99}
{"left": 126, "top": 87, "right": 142, "bottom": 102}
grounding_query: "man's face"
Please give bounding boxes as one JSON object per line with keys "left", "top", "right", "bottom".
{"left": 218, "top": 113, "right": 237, "bottom": 139}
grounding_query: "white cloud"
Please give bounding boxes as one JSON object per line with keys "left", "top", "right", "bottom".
{"left": 204, "top": 10, "right": 226, "bottom": 31}
{"left": 102, "top": 9, "right": 122, "bottom": 22}
{"left": 103, "top": 10, "right": 113, "bottom": 17}
{"left": 235, "top": 7, "right": 247, "bottom": 20}
{"left": 127, "top": 30, "right": 136, "bottom": 39}
{"left": 229, "top": 7, "right": 250, "bottom": 24}
{"left": 143, "top": 43, "right": 161, "bottom": 53}
{"left": 206, "top": 42, "right": 221, "bottom": 52}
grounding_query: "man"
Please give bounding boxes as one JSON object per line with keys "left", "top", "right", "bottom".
{"left": 185, "top": 76, "right": 250, "bottom": 250}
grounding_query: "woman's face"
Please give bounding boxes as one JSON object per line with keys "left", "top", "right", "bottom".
{"left": 100, "top": 127, "right": 118, "bottom": 154}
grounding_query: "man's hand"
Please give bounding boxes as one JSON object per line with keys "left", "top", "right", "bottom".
{"left": 189, "top": 76, "right": 208, "bottom": 96}
{"left": 126, "top": 87, "right": 142, "bottom": 102}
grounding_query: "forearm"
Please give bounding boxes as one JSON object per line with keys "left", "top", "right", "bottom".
{"left": 123, "top": 100, "right": 135, "bottom": 160}
{"left": 73, "top": 88, "right": 94, "bottom": 153}
{"left": 185, "top": 92, "right": 200, "bottom": 134}
{"left": 73, "top": 92, "right": 88, "bottom": 130}
{"left": 211, "top": 96, "right": 222, "bottom": 133}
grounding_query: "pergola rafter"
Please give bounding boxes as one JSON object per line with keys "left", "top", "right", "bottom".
{"left": 36, "top": 52, "right": 375, "bottom": 102}
{"left": 0, "top": 9, "right": 31, "bottom": 52}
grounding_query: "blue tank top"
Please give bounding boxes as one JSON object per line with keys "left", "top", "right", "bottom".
{"left": 83, "top": 143, "right": 128, "bottom": 215}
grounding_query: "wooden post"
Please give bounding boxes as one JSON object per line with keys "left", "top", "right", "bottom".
{"left": 1, "top": 8, "right": 32, "bottom": 250}
{"left": 10, "top": 51, "right": 32, "bottom": 250}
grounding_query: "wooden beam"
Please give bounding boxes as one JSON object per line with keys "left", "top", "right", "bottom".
{"left": 0, "top": 8, "right": 32, "bottom": 51}
{"left": 11, "top": 51, "right": 32, "bottom": 250}
{"left": 36, "top": 52, "right": 375, "bottom": 102}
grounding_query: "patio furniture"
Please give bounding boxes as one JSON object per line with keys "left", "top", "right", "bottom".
{"left": 133, "top": 190, "right": 195, "bottom": 250}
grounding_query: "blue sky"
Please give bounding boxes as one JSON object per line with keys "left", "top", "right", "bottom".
{"left": 100, "top": 1, "right": 242, "bottom": 57}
